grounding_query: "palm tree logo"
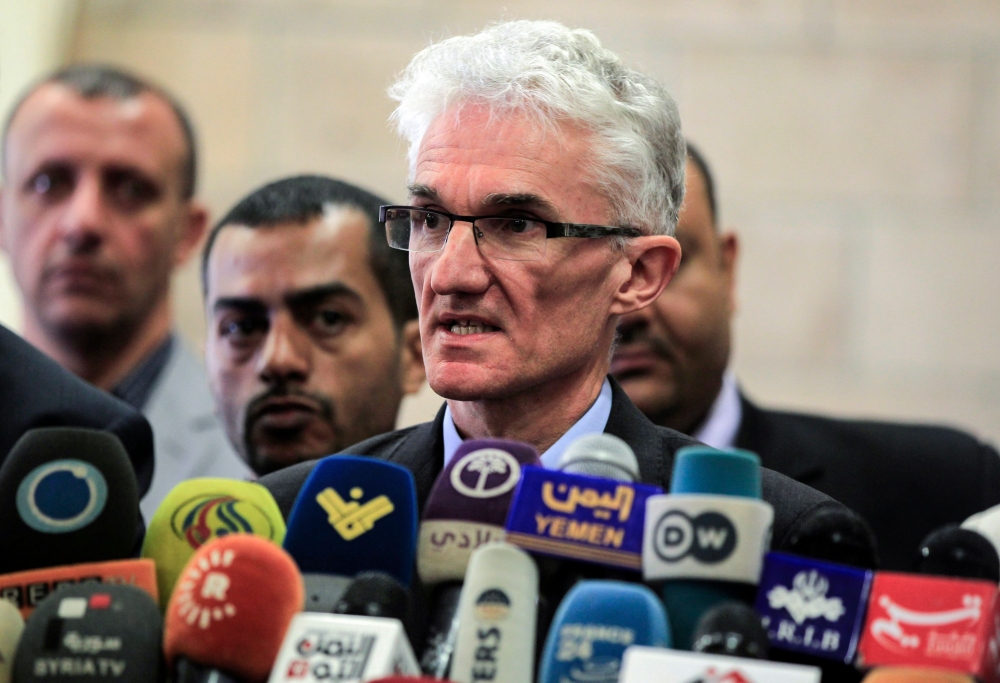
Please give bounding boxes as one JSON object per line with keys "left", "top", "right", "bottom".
{"left": 450, "top": 448, "right": 521, "bottom": 499}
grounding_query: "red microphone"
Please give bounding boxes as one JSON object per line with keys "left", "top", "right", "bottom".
{"left": 164, "top": 534, "right": 304, "bottom": 683}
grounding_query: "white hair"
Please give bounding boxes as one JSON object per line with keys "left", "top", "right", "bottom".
{"left": 388, "top": 20, "right": 686, "bottom": 237}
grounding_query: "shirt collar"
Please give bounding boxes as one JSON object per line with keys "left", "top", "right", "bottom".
{"left": 111, "top": 335, "right": 175, "bottom": 410}
{"left": 443, "top": 378, "right": 614, "bottom": 468}
{"left": 692, "top": 370, "right": 742, "bottom": 450}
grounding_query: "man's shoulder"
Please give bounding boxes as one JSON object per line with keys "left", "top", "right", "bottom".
{"left": 258, "top": 422, "right": 437, "bottom": 520}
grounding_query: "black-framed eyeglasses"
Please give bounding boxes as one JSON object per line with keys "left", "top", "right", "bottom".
{"left": 379, "top": 205, "right": 643, "bottom": 262}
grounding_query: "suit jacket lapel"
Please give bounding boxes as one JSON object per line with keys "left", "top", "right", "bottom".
{"left": 383, "top": 403, "right": 448, "bottom": 508}
{"left": 735, "top": 391, "right": 824, "bottom": 482}
{"left": 603, "top": 376, "right": 670, "bottom": 490}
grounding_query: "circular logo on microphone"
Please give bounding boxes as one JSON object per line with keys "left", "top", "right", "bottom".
{"left": 652, "top": 510, "right": 737, "bottom": 564}
{"left": 474, "top": 588, "right": 511, "bottom": 621}
{"left": 451, "top": 449, "right": 521, "bottom": 499}
{"left": 16, "top": 459, "right": 108, "bottom": 533}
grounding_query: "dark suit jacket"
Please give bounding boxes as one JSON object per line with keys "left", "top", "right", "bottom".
{"left": 736, "top": 392, "right": 1000, "bottom": 571}
{"left": 261, "top": 378, "right": 844, "bottom": 550}
{"left": 0, "top": 325, "right": 154, "bottom": 496}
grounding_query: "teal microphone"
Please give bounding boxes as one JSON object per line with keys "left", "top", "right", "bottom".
{"left": 642, "top": 446, "right": 774, "bottom": 649}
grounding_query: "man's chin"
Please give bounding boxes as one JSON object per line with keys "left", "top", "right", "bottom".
{"left": 428, "top": 367, "right": 518, "bottom": 402}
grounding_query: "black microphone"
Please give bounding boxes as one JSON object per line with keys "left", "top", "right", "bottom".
{"left": 335, "top": 571, "right": 414, "bottom": 644}
{"left": 0, "top": 428, "right": 140, "bottom": 573}
{"left": 780, "top": 506, "right": 880, "bottom": 570}
{"left": 691, "top": 601, "right": 770, "bottom": 660}
{"left": 914, "top": 525, "right": 1000, "bottom": 582}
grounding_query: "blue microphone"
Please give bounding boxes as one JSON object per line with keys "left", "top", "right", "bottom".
{"left": 643, "top": 446, "right": 774, "bottom": 650}
{"left": 282, "top": 455, "right": 418, "bottom": 587}
{"left": 537, "top": 580, "right": 670, "bottom": 683}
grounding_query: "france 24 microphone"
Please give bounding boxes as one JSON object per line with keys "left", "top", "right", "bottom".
{"left": 537, "top": 580, "right": 670, "bottom": 683}
{"left": 449, "top": 543, "right": 538, "bottom": 683}
{"left": 856, "top": 526, "right": 1000, "bottom": 682}
{"left": 643, "top": 446, "right": 774, "bottom": 650}
{"left": 0, "top": 599, "right": 24, "bottom": 683}
{"left": 0, "top": 428, "right": 140, "bottom": 573}
{"left": 12, "top": 583, "right": 162, "bottom": 683}
{"left": 417, "top": 439, "right": 539, "bottom": 677}
{"left": 141, "top": 478, "right": 286, "bottom": 610}
{"left": 267, "top": 612, "right": 419, "bottom": 683}
{"left": 619, "top": 646, "right": 821, "bottom": 683}
{"left": 164, "top": 535, "right": 304, "bottom": 683}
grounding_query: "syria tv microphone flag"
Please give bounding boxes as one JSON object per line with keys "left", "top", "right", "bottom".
{"left": 643, "top": 446, "right": 774, "bottom": 649}
{"left": 141, "top": 478, "right": 286, "bottom": 610}
{"left": 12, "top": 583, "right": 163, "bottom": 683}
{"left": 282, "top": 456, "right": 418, "bottom": 587}
{"left": 164, "top": 535, "right": 304, "bottom": 683}
{"left": 0, "top": 599, "right": 24, "bottom": 683}
{"left": 0, "top": 428, "right": 140, "bottom": 573}
{"left": 537, "top": 580, "right": 670, "bottom": 683}
{"left": 449, "top": 543, "right": 538, "bottom": 683}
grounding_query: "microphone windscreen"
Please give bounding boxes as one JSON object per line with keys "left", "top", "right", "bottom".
{"left": 779, "top": 506, "right": 880, "bottom": 570}
{"left": 0, "top": 428, "right": 139, "bottom": 573}
{"left": 450, "top": 543, "right": 538, "bottom": 683}
{"left": 283, "top": 456, "right": 418, "bottom": 585}
{"left": 557, "top": 434, "right": 639, "bottom": 482}
{"left": 334, "top": 572, "right": 412, "bottom": 638}
{"left": 0, "top": 599, "right": 24, "bottom": 683}
{"left": 915, "top": 525, "right": 1000, "bottom": 582}
{"left": 861, "top": 669, "right": 975, "bottom": 682}
{"left": 692, "top": 601, "right": 769, "bottom": 660}
{"left": 302, "top": 574, "right": 353, "bottom": 614}
{"left": 670, "top": 446, "right": 761, "bottom": 498}
{"left": 538, "top": 580, "right": 670, "bottom": 683}
{"left": 419, "top": 439, "right": 539, "bottom": 585}
{"left": 164, "top": 535, "right": 303, "bottom": 683}
{"left": 13, "top": 583, "right": 162, "bottom": 683}
{"left": 141, "top": 478, "right": 286, "bottom": 610}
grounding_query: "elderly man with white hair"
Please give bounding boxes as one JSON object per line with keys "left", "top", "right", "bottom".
{"left": 260, "top": 20, "right": 843, "bottom": 546}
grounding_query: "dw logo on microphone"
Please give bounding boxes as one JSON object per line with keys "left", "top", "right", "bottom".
{"left": 652, "top": 510, "right": 737, "bottom": 564}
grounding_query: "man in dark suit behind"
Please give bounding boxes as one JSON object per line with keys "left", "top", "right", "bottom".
{"left": 260, "top": 20, "right": 846, "bottom": 549}
{"left": 0, "top": 323, "right": 154, "bottom": 497}
{"left": 612, "top": 142, "right": 1000, "bottom": 570}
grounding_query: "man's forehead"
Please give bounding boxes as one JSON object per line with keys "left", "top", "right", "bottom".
{"left": 5, "top": 84, "right": 185, "bottom": 174}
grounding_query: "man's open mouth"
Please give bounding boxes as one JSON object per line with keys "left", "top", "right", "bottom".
{"left": 443, "top": 317, "right": 501, "bottom": 335}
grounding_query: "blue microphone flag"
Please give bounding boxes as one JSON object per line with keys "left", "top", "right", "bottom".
{"left": 283, "top": 455, "right": 418, "bottom": 585}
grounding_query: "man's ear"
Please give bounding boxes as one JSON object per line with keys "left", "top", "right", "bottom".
{"left": 173, "top": 200, "right": 209, "bottom": 267}
{"left": 398, "top": 318, "right": 426, "bottom": 395}
{"left": 610, "top": 234, "right": 682, "bottom": 316}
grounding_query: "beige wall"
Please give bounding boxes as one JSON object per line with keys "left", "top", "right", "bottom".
{"left": 6, "top": 0, "right": 999, "bottom": 443}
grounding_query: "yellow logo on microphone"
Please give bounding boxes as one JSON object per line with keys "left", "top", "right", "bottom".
{"left": 316, "top": 487, "right": 394, "bottom": 541}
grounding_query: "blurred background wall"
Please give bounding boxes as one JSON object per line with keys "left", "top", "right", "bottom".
{"left": 1, "top": 0, "right": 998, "bottom": 444}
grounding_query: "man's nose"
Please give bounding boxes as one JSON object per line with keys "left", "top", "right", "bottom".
{"left": 257, "top": 313, "right": 311, "bottom": 385}
{"left": 57, "top": 173, "right": 107, "bottom": 251}
{"left": 428, "top": 220, "right": 490, "bottom": 295}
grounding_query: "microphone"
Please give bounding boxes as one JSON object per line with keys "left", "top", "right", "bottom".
{"left": 780, "top": 506, "right": 880, "bottom": 571}
{"left": 961, "top": 503, "right": 1000, "bottom": 557}
{"left": 856, "top": 526, "right": 1000, "bottom": 680}
{"left": 644, "top": 446, "right": 774, "bottom": 649}
{"left": 417, "top": 439, "right": 539, "bottom": 677}
{"left": 0, "top": 428, "right": 139, "bottom": 573}
{"left": 141, "top": 477, "right": 287, "bottom": 610}
{"left": 449, "top": 543, "right": 538, "bottom": 683}
{"left": 692, "top": 601, "right": 770, "bottom": 660}
{"left": 0, "top": 559, "right": 158, "bottom": 620}
{"left": 12, "top": 583, "right": 162, "bottom": 683}
{"left": 164, "top": 535, "right": 304, "bottom": 683}
{"left": 334, "top": 572, "right": 414, "bottom": 642}
{"left": 537, "top": 580, "right": 670, "bottom": 683}
{"left": 267, "top": 612, "right": 420, "bottom": 682}
{"left": 915, "top": 525, "right": 1000, "bottom": 582}
{"left": 282, "top": 456, "right": 418, "bottom": 587}
{"left": 620, "top": 646, "right": 822, "bottom": 682}
{"left": 557, "top": 433, "right": 639, "bottom": 482}
{"left": 861, "top": 668, "right": 976, "bottom": 682}
{"left": 0, "top": 599, "right": 24, "bottom": 683}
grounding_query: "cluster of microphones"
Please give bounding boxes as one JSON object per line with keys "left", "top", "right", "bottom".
{"left": 2, "top": 427, "right": 1000, "bottom": 682}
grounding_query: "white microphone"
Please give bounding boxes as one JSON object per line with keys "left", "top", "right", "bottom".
{"left": 620, "top": 646, "right": 821, "bottom": 683}
{"left": 0, "top": 598, "right": 24, "bottom": 683}
{"left": 962, "top": 503, "right": 1000, "bottom": 561}
{"left": 449, "top": 543, "right": 538, "bottom": 683}
{"left": 267, "top": 613, "right": 419, "bottom": 683}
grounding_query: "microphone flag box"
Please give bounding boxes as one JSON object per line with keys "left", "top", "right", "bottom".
{"left": 857, "top": 571, "right": 1000, "bottom": 682}
{"left": 268, "top": 613, "right": 419, "bottom": 683}
{"left": 620, "top": 645, "right": 821, "bottom": 683}
{"left": 504, "top": 466, "right": 661, "bottom": 570}
{"left": 755, "top": 551, "right": 873, "bottom": 664}
{"left": 0, "top": 558, "right": 157, "bottom": 619}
